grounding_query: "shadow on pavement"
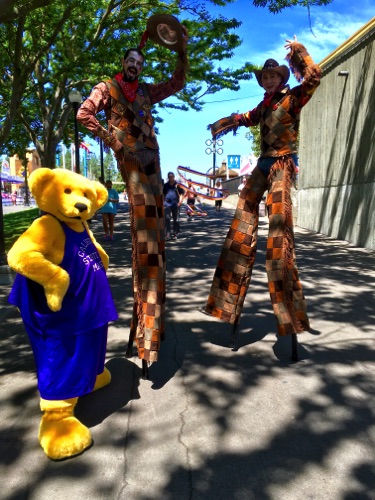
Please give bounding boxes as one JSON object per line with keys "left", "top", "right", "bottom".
{"left": 1, "top": 200, "right": 374, "bottom": 499}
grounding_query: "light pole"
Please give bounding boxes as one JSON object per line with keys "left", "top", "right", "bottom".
{"left": 68, "top": 90, "right": 82, "bottom": 174}
{"left": 205, "top": 138, "right": 223, "bottom": 186}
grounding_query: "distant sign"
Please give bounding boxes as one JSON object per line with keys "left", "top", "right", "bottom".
{"left": 1, "top": 159, "right": 10, "bottom": 174}
{"left": 227, "top": 155, "right": 241, "bottom": 169}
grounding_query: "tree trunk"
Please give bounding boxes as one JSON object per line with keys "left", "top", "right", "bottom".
{"left": 37, "top": 145, "right": 56, "bottom": 169}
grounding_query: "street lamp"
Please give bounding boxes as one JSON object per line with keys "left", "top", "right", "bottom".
{"left": 68, "top": 89, "right": 82, "bottom": 174}
{"left": 205, "top": 138, "right": 223, "bottom": 185}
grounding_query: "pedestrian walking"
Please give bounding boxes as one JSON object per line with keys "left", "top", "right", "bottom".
{"left": 163, "top": 171, "right": 184, "bottom": 240}
{"left": 184, "top": 180, "right": 200, "bottom": 218}
{"left": 215, "top": 180, "right": 223, "bottom": 211}
{"left": 101, "top": 180, "right": 119, "bottom": 241}
{"left": 11, "top": 190, "right": 17, "bottom": 206}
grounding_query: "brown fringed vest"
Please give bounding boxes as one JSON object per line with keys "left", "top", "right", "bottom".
{"left": 105, "top": 79, "right": 159, "bottom": 153}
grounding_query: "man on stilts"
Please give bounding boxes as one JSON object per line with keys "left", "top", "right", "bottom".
{"left": 77, "top": 15, "right": 188, "bottom": 372}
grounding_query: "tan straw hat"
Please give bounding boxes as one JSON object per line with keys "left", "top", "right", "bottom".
{"left": 146, "top": 14, "right": 184, "bottom": 53}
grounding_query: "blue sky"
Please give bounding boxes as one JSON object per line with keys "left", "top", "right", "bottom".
{"left": 153, "top": 0, "right": 374, "bottom": 182}
{"left": 5, "top": 1, "right": 372, "bottom": 182}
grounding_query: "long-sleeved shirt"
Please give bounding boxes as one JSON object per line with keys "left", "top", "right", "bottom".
{"left": 77, "top": 55, "right": 187, "bottom": 148}
{"left": 236, "top": 43, "right": 321, "bottom": 157}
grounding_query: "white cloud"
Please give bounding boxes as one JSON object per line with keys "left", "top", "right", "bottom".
{"left": 263, "top": 12, "right": 373, "bottom": 65}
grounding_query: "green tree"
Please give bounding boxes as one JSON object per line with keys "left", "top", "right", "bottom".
{"left": 252, "top": 0, "right": 333, "bottom": 13}
{"left": 0, "top": 0, "right": 54, "bottom": 23}
{"left": 245, "top": 126, "right": 262, "bottom": 157}
{"left": 0, "top": 0, "right": 334, "bottom": 164}
{"left": 0, "top": 0, "right": 257, "bottom": 166}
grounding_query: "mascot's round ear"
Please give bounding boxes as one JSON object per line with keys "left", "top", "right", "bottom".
{"left": 93, "top": 181, "right": 108, "bottom": 209}
{"left": 28, "top": 168, "right": 55, "bottom": 198}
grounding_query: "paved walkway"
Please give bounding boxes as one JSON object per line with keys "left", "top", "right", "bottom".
{"left": 1, "top": 201, "right": 375, "bottom": 500}
{"left": 1, "top": 203, "right": 37, "bottom": 215}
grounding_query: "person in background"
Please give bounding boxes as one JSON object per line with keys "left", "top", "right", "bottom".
{"left": 237, "top": 176, "right": 247, "bottom": 196}
{"left": 11, "top": 190, "right": 17, "bottom": 206}
{"left": 101, "top": 180, "right": 119, "bottom": 241}
{"left": 184, "top": 180, "right": 198, "bottom": 218}
{"left": 215, "top": 179, "right": 223, "bottom": 211}
{"left": 163, "top": 171, "right": 184, "bottom": 240}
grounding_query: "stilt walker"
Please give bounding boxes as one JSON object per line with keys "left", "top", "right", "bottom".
{"left": 203, "top": 36, "right": 322, "bottom": 360}
{"left": 77, "top": 15, "right": 189, "bottom": 375}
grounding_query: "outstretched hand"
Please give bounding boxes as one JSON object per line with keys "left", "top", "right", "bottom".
{"left": 285, "top": 34, "right": 298, "bottom": 51}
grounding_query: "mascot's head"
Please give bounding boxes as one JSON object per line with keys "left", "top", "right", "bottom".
{"left": 28, "top": 168, "right": 108, "bottom": 222}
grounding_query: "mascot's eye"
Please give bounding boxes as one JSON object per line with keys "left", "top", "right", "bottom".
{"left": 64, "top": 188, "right": 72, "bottom": 194}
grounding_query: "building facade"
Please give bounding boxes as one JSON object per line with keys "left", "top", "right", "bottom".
{"left": 297, "top": 17, "right": 375, "bottom": 249}
{"left": 9, "top": 148, "right": 41, "bottom": 179}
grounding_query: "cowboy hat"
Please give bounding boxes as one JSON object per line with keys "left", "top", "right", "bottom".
{"left": 254, "top": 59, "right": 290, "bottom": 87}
{"left": 146, "top": 14, "right": 184, "bottom": 53}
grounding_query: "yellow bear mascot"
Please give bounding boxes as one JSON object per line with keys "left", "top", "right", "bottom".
{"left": 7, "top": 168, "right": 118, "bottom": 460}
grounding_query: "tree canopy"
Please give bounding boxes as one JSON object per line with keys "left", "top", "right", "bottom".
{"left": 0, "top": 0, "right": 53, "bottom": 23}
{"left": 1, "top": 0, "right": 259, "bottom": 166}
{"left": 0, "top": 0, "right": 334, "bottom": 167}
{"left": 252, "top": 0, "right": 333, "bottom": 13}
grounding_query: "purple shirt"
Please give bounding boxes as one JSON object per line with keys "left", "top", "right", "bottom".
{"left": 9, "top": 222, "right": 118, "bottom": 335}
{"left": 8, "top": 221, "right": 118, "bottom": 399}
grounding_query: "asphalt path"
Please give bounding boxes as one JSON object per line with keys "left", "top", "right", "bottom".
{"left": 1, "top": 200, "right": 374, "bottom": 500}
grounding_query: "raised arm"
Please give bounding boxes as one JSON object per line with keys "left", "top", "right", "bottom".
{"left": 208, "top": 102, "right": 261, "bottom": 139}
{"left": 147, "top": 26, "right": 189, "bottom": 105}
{"left": 285, "top": 35, "right": 322, "bottom": 91}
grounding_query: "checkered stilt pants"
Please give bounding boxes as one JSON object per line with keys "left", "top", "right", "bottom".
{"left": 204, "top": 157, "right": 310, "bottom": 335}
{"left": 117, "top": 149, "right": 166, "bottom": 362}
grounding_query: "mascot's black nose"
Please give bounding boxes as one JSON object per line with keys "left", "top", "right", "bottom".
{"left": 75, "top": 202, "right": 88, "bottom": 213}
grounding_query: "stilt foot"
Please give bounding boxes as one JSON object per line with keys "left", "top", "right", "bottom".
{"left": 125, "top": 338, "right": 134, "bottom": 359}
{"left": 230, "top": 323, "right": 239, "bottom": 351}
{"left": 142, "top": 359, "right": 150, "bottom": 380}
{"left": 291, "top": 334, "right": 299, "bottom": 362}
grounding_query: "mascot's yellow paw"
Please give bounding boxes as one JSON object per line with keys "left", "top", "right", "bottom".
{"left": 39, "top": 397, "right": 92, "bottom": 460}
{"left": 39, "top": 415, "right": 92, "bottom": 460}
{"left": 93, "top": 367, "right": 111, "bottom": 391}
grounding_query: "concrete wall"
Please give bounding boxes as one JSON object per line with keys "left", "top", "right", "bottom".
{"left": 297, "top": 20, "right": 375, "bottom": 249}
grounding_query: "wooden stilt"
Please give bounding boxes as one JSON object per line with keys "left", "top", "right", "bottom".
{"left": 229, "top": 321, "right": 239, "bottom": 351}
{"left": 291, "top": 333, "right": 299, "bottom": 361}
{"left": 125, "top": 301, "right": 149, "bottom": 379}
{"left": 125, "top": 301, "right": 137, "bottom": 359}
{"left": 125, "top": 337, "right": 134, "bottom": 358}
{"left": 142, "top": 359, "right": 150, "bottom": 380}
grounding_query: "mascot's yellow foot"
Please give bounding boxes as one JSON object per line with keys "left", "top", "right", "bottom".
{"left": 39, "top": 398, "right": 92, "bottom": 460}
{"left": 93, "top": 367, "right": 111, "bottom": 391}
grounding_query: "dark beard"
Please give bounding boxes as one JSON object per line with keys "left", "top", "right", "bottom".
{"left": 123, "top": 71, "right": 136, "bottom": 83}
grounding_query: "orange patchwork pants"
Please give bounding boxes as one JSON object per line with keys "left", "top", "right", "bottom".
{"left": 204, "top": 157, "right": 310, "bottom": 335}
{"left": 117, "top": 148, "right": 166, "bottom": 362}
